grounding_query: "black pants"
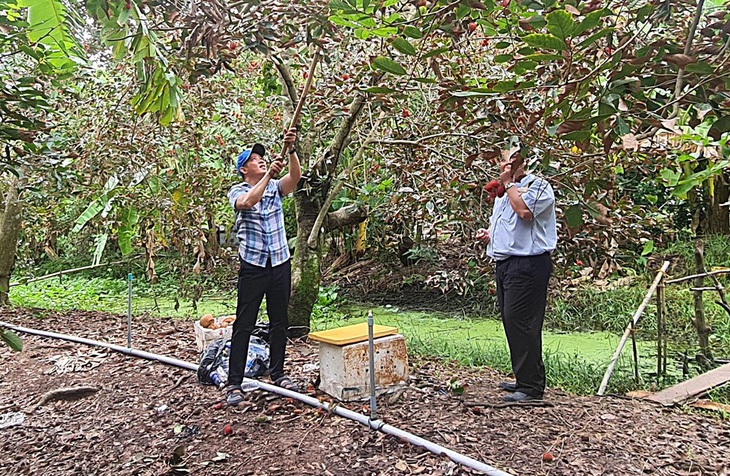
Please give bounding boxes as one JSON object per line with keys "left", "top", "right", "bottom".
{"left": 228, "top": 258, "right": 291, "bottom": 386}
{"left": 496, "top": 253, "right": 552, "bottom": 398}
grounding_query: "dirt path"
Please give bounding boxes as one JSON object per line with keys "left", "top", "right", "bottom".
{"left": 1, "top": 308, "right": 728, "bottom": 476}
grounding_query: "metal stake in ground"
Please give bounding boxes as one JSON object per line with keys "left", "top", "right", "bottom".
{"left": 367, "top": 310, "right": 378, "bottom": 421}
{"left": 127, "top": 273, "right": 133, "bottom": 348}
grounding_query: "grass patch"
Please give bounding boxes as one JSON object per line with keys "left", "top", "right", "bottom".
{"left": 9, "top": 275, "right": 237, "bottom": 318}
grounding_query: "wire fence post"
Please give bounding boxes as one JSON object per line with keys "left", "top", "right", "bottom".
{"left": 127, "top": 273, "right": 133, "bottom": 348}
{"left": 367, "top": 310, "right": 378, "bottom": 421}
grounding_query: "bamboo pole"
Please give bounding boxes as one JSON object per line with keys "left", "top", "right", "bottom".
{"left": 661, "top": 283, "right": 668, "bottom": 375}
{"left": 269, "top": 48, "right": 323, "bottom": 179}
{"left": 631, "top": 321, "right": 639, "bottom": 384}
{"left": 656, "top": 282, "right": 665, "bottom": 377}
{"left": 597, "top": 261, "right": 671, "bottom": 396}
{"left": 665, "top": 268, "right": 730, "bottom": 285}
{"left": 693, "top": 240, "right": 713, "bottom": 362}
{"left": 9, "top": 259, "right": 129, "bottom": 287}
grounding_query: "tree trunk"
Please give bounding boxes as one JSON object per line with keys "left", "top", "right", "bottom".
{"left": 0, "top": 174, "right": 24, "bottom": 306}
{"left": 288, "top": 190, "right": 322, "bottom": 337}
{"left": 692, "top": 239, "right": 713, "bottom": 364}
{"left": 706, "top": 172, "right": 729, "bottom": 235}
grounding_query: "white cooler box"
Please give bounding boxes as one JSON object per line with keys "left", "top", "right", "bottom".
{"left": 194, "top": 316, "right": 235, "bottom": 353}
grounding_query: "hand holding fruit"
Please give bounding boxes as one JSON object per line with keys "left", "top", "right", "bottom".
{"left": 475, "top": 228, "right": 490, "bottom": 243}
{"left": 484, "top": 179, "right": 506, "bottom": 200}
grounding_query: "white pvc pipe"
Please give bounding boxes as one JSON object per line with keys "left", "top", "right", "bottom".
{"left": 1, "top": 320, "right": 512, "bottom": 476}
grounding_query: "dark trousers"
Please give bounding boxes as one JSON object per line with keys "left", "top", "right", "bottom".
{"left": 496, "top": 252, "right": 552, "bottom": 398}
{"left": 228, "top": 258, "right": 291, "bottom": 386}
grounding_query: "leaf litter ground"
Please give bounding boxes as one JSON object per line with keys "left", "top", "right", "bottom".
{"left": 0, "top": 308, "right": 729, "bottom": 476}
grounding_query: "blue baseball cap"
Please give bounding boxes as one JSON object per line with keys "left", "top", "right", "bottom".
{"left": 236, "top": 143, "right": 266, "bottom": 176}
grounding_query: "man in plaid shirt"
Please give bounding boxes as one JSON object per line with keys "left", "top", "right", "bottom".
{"left": 225, "top": 128, "right": 300, "bottom": 405}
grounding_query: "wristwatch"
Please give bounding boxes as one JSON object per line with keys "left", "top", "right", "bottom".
{"left": 504, "top": 181, "right": 515, "bottom": 191}
{"left": 288, "top": 149, "right": 297, "bottom": 155}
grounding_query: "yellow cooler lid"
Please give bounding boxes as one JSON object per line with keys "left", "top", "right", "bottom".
{"left": 308, "top": 322, "right": 398, "bottom": 346}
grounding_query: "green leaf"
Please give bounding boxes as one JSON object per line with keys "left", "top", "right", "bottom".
{"left": 72, "top": 200, "right": 104, "bottom": 233}
{"left": 711, "top": 116, "right": 730, "bottom": 134}
{"left": 329, "top": 0, "right": 358, "bottom": 13}
{"left": 423, "top": 46, "right": 450, "bottom": 58}
{"left": 520, "top": 53, "right": 564, "bottom": 62}
{"left": 577, "top": 27, "right": 613, "bottom": 49}
{"left": 363, "top": 86, "right": 397, "bottom": 94}
{"left": 641, "top": 240, "right": 654, "bottom": 256}
{"left": 683, "top": 62, "right": 715, "bottom": 75}
{"left": 492, "top": 80, "right": 517, "bottom": 92}
{"left": 514, "top": 60, "right": 537, "bottom": 74}
{"left": 494, "top": 54, "right": 513, "bottom": 63}
{"left": 371, "top": 56, "right": 407, "bottom": 75}
{"left": 561, "top": 130, "right": 591, "bottom": 141}
{"left": 546, "top": 10, "right": 574, "bottom": 41}
{"left": 450, "top": 90, "right": 497, "bottom": 98}
{"left": 92, "top": 233, "right": 108, "bottom": 266}
{"left": 660, "top": 169, "right": 680, "bottom": 186}
{"left": 370, "top": 27, "right": 398, "bottom": 37}
{"left": 1, "top": 329, "right": 22, "bottom": 351}
{"left": 671, "top": 180, "right": 695, "bottom": 199}
{"left": 573, "top": 9, "right": 608, "bottom": 36}
{"left": 391, "top": 37, "right": 416, "bottom": 55}
{"left": 19, "top": 0, "right": 85, "bottom": 71}
{"left": 565, "top": 205, "right": 583, "bottom": 228}
{"left": 403, "top": 25, "right": 422, "bottom": 39}
{"left": 523, "top": 33, "right": 566, "bottom": 51}
{"left": 329, "top": 15, "right": 362, "bottom": 28}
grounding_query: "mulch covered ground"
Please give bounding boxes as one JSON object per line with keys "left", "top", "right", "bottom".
{"left": 1, "top": 308, "right": 729, "bottom": 476}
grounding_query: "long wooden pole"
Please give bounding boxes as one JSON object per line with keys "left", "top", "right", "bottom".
{"left": 656, "top": 282, "right": 665, "bottom": 377}
{"left": 665, "top": 268, "right": 730, "bottom": 285}
{"left": 276, "top": 48, "right": 322, "bottom": 163}
{"left": 9, "top": 259, "right": 129, "bottom": 287}
{"left": 597, "top": 261, "right": 670, "bottom": 396}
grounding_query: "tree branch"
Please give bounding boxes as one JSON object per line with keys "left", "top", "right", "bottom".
{"left": 324, "top": 204, "right": 368, "bottom": 232}
{"left": 671, "top": 0, "right": 706, "bottom": 117}
{"left": 306, "top": 113, "right": 385, "bottom": 248}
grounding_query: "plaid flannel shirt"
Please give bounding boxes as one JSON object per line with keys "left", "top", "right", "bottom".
{"left": 228, "top": 179, "right": 290, "bottom": 267}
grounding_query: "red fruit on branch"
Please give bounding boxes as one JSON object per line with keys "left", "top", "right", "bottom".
{"left": 468, "top": 22, "right": 477, "bottom": 32}
{"left": 496, "top": 185, "right": 506, "bottom": 197}
{"left": 229, "top": 41, "right": 238, "bottom": 50}
{"left": 542, "top": 452, "right": 554, "bottom": 462}
{"left": 124, "top": 2, "right": 131, "bottom": 9}
{"left": 402, "top": 108, "right": 410, "bottom": 118}
{"left": 342, "top": 74, "right": 349, "bottom": 80}
{"left": 481, "top": 38, "right": 490, "bottom": 46}
{"left": 500, "top": 0, "right": 510, "bottom": 6}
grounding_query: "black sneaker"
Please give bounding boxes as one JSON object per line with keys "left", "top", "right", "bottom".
{"left": 498, "top": 381, "right": 517, "bottom": 392}
{"left": 502, "top": 391, "right": 541, "bottom": 403}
